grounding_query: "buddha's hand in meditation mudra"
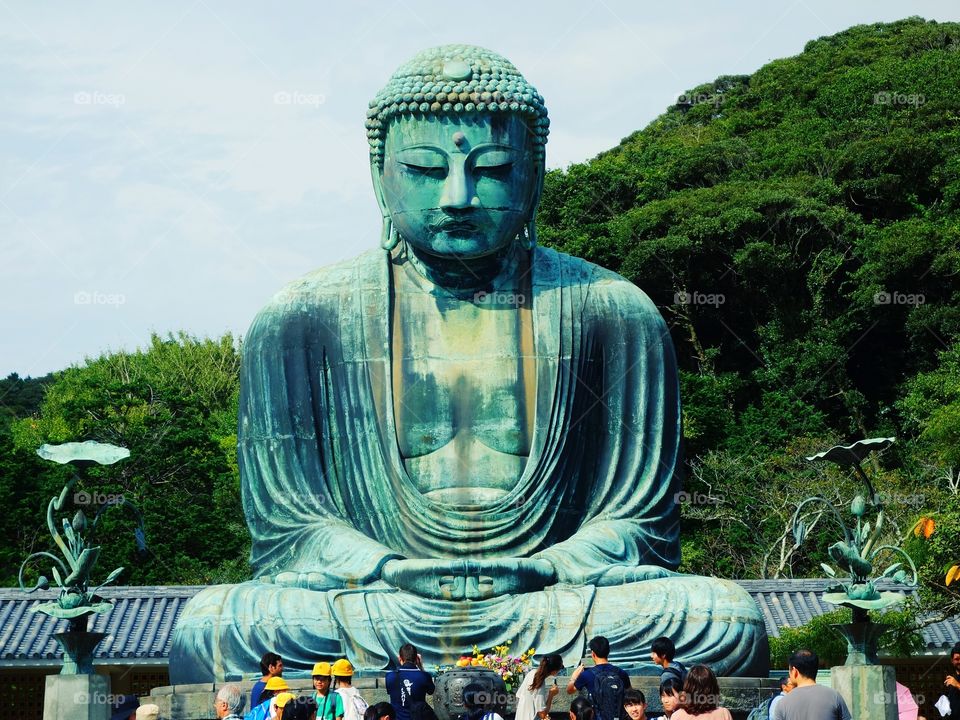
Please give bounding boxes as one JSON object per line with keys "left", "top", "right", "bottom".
{"left": 381, "top": 557, "right": 557, "bottom": 600}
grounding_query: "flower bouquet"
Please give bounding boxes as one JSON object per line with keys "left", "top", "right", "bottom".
{"left": 453, "top": 642, "right": 535, "bottom": 692}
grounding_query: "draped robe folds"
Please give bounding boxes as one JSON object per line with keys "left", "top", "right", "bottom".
{"left": 169, "top": 247, "right": 769, "bottom": 682}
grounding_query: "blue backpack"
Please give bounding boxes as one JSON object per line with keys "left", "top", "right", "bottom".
{"left": 745, "top": 696, "right": 774, "bottom": 720}
{"left": 589, "top": 665, "right": 626, "bottom": 720}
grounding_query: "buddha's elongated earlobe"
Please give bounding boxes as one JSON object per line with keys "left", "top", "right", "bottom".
{"left": 381, "top": 217, "right": 400, "bottom": 251}
{"left": 371, "top": 163, "right": 400, "bottom": 251}
{"left": 520, "top": 160, "right": 543, "bottom": 251}
{"left": 524, "top": 218, "right": 537, "bottom": 250}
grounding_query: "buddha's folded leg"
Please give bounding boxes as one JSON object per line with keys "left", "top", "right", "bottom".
{"left": 586, "top": 576, "right": 769, "bottom": 676}
{"left": 169, "top": 582, "right": 345, "bottom": 683}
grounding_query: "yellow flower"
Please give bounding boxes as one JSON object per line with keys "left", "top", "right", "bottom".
{"left": 948, "top": 565, "right": 960, "bottom": 586}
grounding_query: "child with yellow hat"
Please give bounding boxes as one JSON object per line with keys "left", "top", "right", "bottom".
{"left": 246, "top": 677, "right": 291, "bottom": 720}
{"left": 333, "top": 659, "right": 369, "bottom": 720}
{"left": 313, "top": 660, "right": 345, "bottom": 720}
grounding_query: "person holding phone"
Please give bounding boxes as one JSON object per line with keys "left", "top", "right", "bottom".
{"left": 386, "top": 643, "right": 435, "bottom": 720}
{"left": 516, "top": 654, "right": 564, "bottom": 720}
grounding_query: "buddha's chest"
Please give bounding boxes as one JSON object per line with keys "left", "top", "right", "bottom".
{"left": 390, "top": 269, "right": 536, "bottom": 478}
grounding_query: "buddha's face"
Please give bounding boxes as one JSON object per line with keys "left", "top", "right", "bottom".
{"left": 380, "top": 113, "right": 538, "bottom": 259}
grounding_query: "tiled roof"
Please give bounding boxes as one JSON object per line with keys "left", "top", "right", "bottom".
{"left": 0, "top": 585, "right": 204, "bottom": 667}
{"left": 0, "top": 580, "right": 957, "bottom": 668}
{"left": 737, "top": 578, "right": 960, "bottom": 651}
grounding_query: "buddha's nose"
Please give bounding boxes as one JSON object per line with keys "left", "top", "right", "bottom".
{"left": 439, "top": 162, "right": 475, "bottom": 210}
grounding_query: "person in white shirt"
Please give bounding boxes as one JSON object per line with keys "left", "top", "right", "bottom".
{"left": 515, "top": 655, "right": 564, "bottom": 720}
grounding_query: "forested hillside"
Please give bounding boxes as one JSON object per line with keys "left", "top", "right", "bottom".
{"left": 1, "top": 19, "right": 957, "bottom": 618}
{"left": 539, "top": 17, "right": 960, "bottom": 594}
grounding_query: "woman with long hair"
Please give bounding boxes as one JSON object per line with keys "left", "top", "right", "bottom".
{"left": 568, "top": 696, "right": 595, "bottom": 720}
{"left": 670, "top": 665, "right": 731, "bottom": 720}
{"left": 516, "top": 655, "right": 565, "bottom": 720}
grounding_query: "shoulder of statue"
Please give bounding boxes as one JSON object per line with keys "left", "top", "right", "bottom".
{"left": 537, "top": 248, "right": 657, "bottom": 312}
{"left": 248, "top": 249, "right": 385, "bottom": 330}
{"left": 575, "top": 262, "right": 661, "bottom": 326}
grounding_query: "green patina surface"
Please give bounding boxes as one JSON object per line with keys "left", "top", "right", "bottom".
{"left": 169, "top": 45, "right": 768, "bottom": 682}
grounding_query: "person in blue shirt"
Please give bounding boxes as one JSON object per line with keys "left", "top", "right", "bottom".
{"left": 650, "top": 638, "right": 686, "bottom": 686}
{"left": 250, "top": 652, "right": 283, "bottom": 709}
{"left": 386, "top": 643, "right": 435, "bottom": 720}
{"left": 566, "top": 636, "right": 631, "bottom": 720}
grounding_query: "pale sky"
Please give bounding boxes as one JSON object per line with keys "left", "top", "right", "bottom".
{"left": 1, "top": 0, "right": 956, "bottom": 378}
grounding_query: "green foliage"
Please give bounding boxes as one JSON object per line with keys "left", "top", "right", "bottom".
{"left": 3, "top": 333, "right": 248, "bottom": 587}
{"left": 769, "top": 610, "right": 851, "bottom": 668}
{"left": 769, "top": 604, "right": 925, "bottom": 668}
{"left": 539, "top": 17, "right": 960, "bottom": 591}
{"left": 900, "top": 344, "right": 960, "bottom": 467}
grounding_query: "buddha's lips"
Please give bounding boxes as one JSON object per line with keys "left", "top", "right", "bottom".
{"left": 434, "top": 219, "right": 478, "bottom": 232}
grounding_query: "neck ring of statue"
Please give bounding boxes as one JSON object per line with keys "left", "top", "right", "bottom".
{"left": 392, "top": 235, "right": 526, "bottom": 298}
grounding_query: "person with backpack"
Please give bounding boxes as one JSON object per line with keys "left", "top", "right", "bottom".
{"left": 752, "top": 677, "right": 793, "bottom": 720}
{"left": 333, "top": 659, "right": 369, "bottom": 720}
{"left": 650, "top": 638, "right": 687, "bottom": 687}
{"left": 566, "top": 636, "right": 631, "bottom": 720}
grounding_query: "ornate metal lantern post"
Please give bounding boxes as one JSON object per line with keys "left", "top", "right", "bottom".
{"left": 19, "top": 441, "right": 146, "bottom": 675}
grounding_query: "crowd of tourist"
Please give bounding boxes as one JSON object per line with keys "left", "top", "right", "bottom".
{"left": 112, "top": 635, "right": 960, "bottom": 719}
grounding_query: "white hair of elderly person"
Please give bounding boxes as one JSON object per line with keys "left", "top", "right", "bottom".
{"left": 216, "top": 683, "right": 246, "bottom": 719}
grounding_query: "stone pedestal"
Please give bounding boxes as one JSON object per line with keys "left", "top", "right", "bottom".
{"left": 832, "top": 664, "right": 898, "bottom": 720}
{"left": 43, "top": 673, "right": 110, "bottom": 720}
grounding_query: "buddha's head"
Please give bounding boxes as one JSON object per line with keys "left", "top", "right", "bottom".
{"left": 366, "top": 45, "right": 549, "bottom": 260}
